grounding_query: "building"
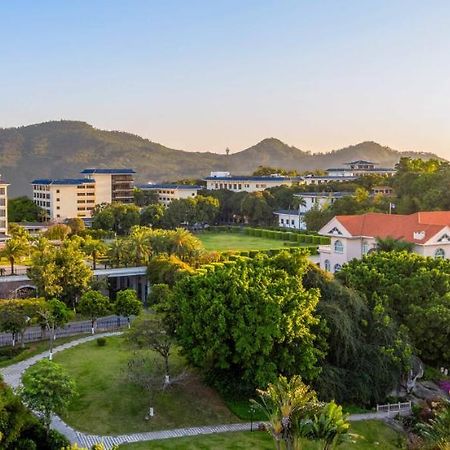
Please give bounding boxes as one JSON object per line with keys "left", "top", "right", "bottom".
{"left": 274, "top": 210, "right": 306, "bottom": 230}
{"left": 0, "top": 178, "right": 9, "bottom": 239}
{"left": 318, "top": 211, "right": 450, "bottom": 273}
{"left": 302, "top": 175, "right": 358, "bottom": 185}
{"left": 32, "top": 168, "right": 135, "bottom": 221}
{"left": 31, "top": 178, "right": 96, "bottom": 221}
{"left": 81, "top": 168, "right": 135, "bottom": 204}
{"left": 371, "top": 186, "right": 394, "bottom": 196}
{"left": 137, "top": 184, "right": 201, "bottom": 206}
{"left": 326, "top": 160, "right": 396, "bottom": 177}
{"left": 204, "top": 171, "right": 303, "bottom": 192}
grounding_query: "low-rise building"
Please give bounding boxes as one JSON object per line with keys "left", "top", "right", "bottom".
{"left": 204, "top": 172, "right": 303, "bottom": 192}
{"left": 137, "top": 184, "right": 201, "bottom": 206}
{"left": 0, "top": 178, "right": 9, "bottom": 239}
{"left": 326, "top": 160, "right": 396, "bottom": 177}
{"left": 302, "top": 175, "right": 358, "bottom": 185}
{"left": 274, "top": 210, "right": 306, "bottom": 230}
{"left": 371, "top": 185, "right": 394, "bottom": 196}
{"left": 318, "top": 211, "right": 450, "bottom": 273}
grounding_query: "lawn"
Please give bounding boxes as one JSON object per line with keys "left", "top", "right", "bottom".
{"left": 119, "top": 420, "right": 404, "bottom": 449}
{"left": 198, "top": 232, "right": 303, "bottom": 251}
{"left": 53, "top": 336, "right": 238, "bottom": 434}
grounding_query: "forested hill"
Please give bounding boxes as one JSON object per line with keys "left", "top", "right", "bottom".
{"left": 0, "top": 121, "right": 442, "bottom": 196}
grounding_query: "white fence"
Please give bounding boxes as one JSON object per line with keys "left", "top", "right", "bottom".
{"left": 376, "top": 401, "right": 412, "bottom": 415}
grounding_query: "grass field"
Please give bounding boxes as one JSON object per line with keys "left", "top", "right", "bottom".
{"left": 197, "top": 232, "right": 303, "bottom": 251}
{"left": 119, "top": 420, "right": 403, "bottom": 449}
{"left": 54, "top": 336, "right": 238, "bottom": 434}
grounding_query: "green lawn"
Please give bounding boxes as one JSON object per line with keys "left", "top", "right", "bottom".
{"left": 198, "top": 232, "right": 303, "bottom": 251}
{"left": 119, "top": 421, "right": 403, "bottom": 449}
{"left": 53, "top": 336, "right": 238, "bottom": 434}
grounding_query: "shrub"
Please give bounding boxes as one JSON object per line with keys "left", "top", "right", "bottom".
{"left": 96, "top": 337, "right": 107, "bottom": 347}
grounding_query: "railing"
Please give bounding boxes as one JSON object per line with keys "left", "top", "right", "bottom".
{"left": 0, "top": 267, "right": 29, "bottom": 277}
{"left": 376, "top": 401, "right": 412, "bottom": 415}
{"left": 0, "top": 316, "right": 129, "bottom": 347}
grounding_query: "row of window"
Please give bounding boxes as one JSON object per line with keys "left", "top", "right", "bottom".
{"left": 324, "top": 260, "right": 341, "bottom": 272}
{"left": 280, "top": 218, "right": 296, "bottom": 225}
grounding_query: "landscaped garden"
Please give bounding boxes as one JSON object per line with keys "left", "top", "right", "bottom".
{"left": 118, "top": 420, "right": 402, "bottom": 449}
{"left": 53, "top": 335, "right": 238, "bottom": 434}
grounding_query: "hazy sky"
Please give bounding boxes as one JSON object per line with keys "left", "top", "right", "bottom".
{"left": 1, "top": 1, "right": 450, "bottom": 157}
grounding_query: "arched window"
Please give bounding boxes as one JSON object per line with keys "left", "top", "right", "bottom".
{"left": 435, "top": 248, "right": 445, "bottom": 259}
{"left": 334, "top": 263, "right": 342, "bottom": 272}
{"left": 324, "top": 259, "right": 331, "bottom": 271}
{"left": 334, "top": 240, "right": 344, "bottom": 253}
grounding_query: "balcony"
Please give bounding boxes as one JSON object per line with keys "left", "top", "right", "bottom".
{"left": 318, "top": 245, "right": 331, "bottom": 254}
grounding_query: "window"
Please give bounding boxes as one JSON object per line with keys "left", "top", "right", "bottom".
{"left": 56, "top": 189, "right": 60, "bottom": 193}
{"left": 324, "top": 259, "right": 331, "bottom": 271}
{"left": 280, "top": 218, "right": 284, "bottom": 224}
{"left": 435, "top": 248, "right": 445, "bottom": 259}
{"left": 334, "top": 240, "right": 344, "bottom": 253}
{"left": 56, "top": 198, "right": 60, "bottom": 202}
{"left": 334, "top": 263, "right": 342, "bottom": 272}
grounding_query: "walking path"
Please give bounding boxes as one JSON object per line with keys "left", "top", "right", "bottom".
{"left": 0, "top": 332, "right": 403, "bottom": 449}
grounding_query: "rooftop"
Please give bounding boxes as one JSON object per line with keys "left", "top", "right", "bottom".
{"left": 31, "top": 178, "right": 96, "bottom": 185}
{"left": 274, "top": 209, "right": 304, "bottom": 215}
{"left": 295, "top": 191, "right": 352, "bottom": 198}
{"left": 327, "top": 211, "right": 450, "bottom": 244}
{"left": 81, "top": 168, "right": 135, "bottom": 174}
{"left": 138, "top": 184, "right": 202, "bottom": 190}
{"left": 204, "top": 175, "right": 303, "bottom": 182}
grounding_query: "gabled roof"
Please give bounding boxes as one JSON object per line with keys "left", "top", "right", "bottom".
{"left": 81, "top": 168, "right": 135, "bottom": 174}
{"left": 328, "top": 212, "right": 450, "bottom": 244}
{"left": 31, "top": 178, "right": 95, "bottom": 185}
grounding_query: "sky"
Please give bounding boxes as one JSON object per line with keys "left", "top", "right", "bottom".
{"left": 1, "top": 1, "right": 450, "bottom": 157}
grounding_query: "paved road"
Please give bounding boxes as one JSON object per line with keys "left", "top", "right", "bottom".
{"left": 0, "top": 332, "right": 403, "bottom": 449}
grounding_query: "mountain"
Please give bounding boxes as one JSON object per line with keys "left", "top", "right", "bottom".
{"left": 0, "top": 121, "right": 443, "bottom": 197}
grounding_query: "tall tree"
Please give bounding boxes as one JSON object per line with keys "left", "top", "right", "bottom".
{"left": 0, "top": 235, "right": 29, "bottom": 274}
{"left": 81, "top": 235, "right": 107, "bottom": 270}
{"left": 78, "top": 290, "right": 110, "bottom": 334}
{"left": 114, "top": 289, "right": 142, "bottom": 328}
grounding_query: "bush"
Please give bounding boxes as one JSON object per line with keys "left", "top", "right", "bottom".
{"left": 96, "top": 337, "right": 107, "bottom": 347}
{"left": 0, "top": 345, "right": 29, "bottom": 361}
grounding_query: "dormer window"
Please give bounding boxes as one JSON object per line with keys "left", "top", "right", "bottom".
{"left": 413, "top": 231, "right": 425, "bottom": 240}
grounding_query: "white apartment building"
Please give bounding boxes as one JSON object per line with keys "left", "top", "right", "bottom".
{"left": 326, "top": 160, "right": 396, "bottom": 177}
{"left": 138, "top": 184, "right": 201, "bottom": 206}
{"left": 318, "top": 211, "right": 450, "bottom": 273}
{"left": 0, "top": 179, "right": 9, "bottom": 239}
{"left": 204, "top": 172, "right": 303, "bottom": 192}
{"left": 32, "top": 168, "right": 135, "bottom": 221}
{"left": 32, "top": 178, "right": 96, "bottom": 221}
{"left": 302, "top": 175, "right": 358, "bottom": 185}
{"left": 81, "top": 168, "right": 135, "bottom": 203}
{"left": 274, "top": 210, "right": 306, "bottom": 230}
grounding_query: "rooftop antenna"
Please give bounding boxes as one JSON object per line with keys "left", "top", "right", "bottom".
{"left": 225, "top": 147, "right": 230, "bottom": 156}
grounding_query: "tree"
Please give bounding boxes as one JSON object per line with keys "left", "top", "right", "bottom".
{"left": 29, "top": 239, "right": 93, "bottom": 307}
{"left": 140, "top": 203, "right": 165, "bottom": 228}
{"left": 114, "top": 289, "right": 142, "bottom": 328}
{"left": 44, "top": 224, "right": 72, "bottom": 240}
{"left": 66, "top": 218, "right": 85, "bottom": 235}
{"left": 127, "top": 226, "right": 152, "bottom": 265}
{"left": 38, "top": 299, "right": 73, "bottom": 360}
{"left": 8, "top": 196, "right": 43, "bottom": 223}
{"left": 81, "top": 236, "right": 107, "bottom": 270}
{"left": 147, "top": 254, "right": 194, "bottom": 286}
{"left": 78, "top": 290, "right": 110, "bottom": 334}
{"left": 133, "top": 188, "right": 159, "bottom": 207}
{"left": 376, "top": 236, "right": 414, "bottom": 252}
{"left": 127, "top": 315, "right": 172, "bottom": 384}
{"left": 92, "top": 203, "right": 140, "bottom": 235}
{"left": 0, "top": 236, "right": 29, "bottom": 274}
{"left": 193, "top": 195, "right": 219, "bottom": 224}
{"left": 147, "top": 283, "right": 171, "bottom": 306}
{"left": 252, "top": 375, "right": 319, "bottom": 450}
{"left": 166, "top": 228, "right": 203, "bottom": 261}
{"left": 166, "top": 251, "right": 322, "bottom": 392}
{"left": 20, "top": 359, "right": 76, "bottom": 429}
{"left": 240, "top": 191, "right": 274, "bottom": 226}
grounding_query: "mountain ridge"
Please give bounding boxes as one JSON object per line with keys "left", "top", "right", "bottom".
{"left": 0, "top": 121, "right": 443, "bottom": 196}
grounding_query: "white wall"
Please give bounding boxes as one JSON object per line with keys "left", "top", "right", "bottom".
{"left": 276, "top": 213, "right": 306, "bottom": 230}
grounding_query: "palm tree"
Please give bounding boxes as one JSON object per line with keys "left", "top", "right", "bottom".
{"left": 1, "top": 237, "right": 29, "bottom": 275}
{"left": 128, "top": 227, "right": 152, "bottom": 265}
{"left": 376, "top": 236, "right": 414, "bottom": 253}
{"left": 107, "top": 239, "right": 130, "bottom": 268}
{"left": 82, "top": 236, "right": 108, "bottom": 269}
{"left": 168, "top": 228, "right": 202, "bottom": 261}
{"left": 252, "top": 375, "right": 319, "bottom": 450}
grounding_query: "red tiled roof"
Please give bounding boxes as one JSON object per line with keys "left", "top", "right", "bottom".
{"left": 335, "top": 212, "right": 450, "bottom": 243}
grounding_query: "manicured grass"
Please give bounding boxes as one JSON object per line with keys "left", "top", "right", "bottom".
{"left": 119, "top": 420, "right": 404, "bottom": 449}
{"left": 198, "top": 232, "right": 302, "bottom": 251}
{"left": 53, "top": 336, "right": 238, "bottom": 434}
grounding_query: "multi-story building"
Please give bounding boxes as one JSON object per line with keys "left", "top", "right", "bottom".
{"left": 0, "top": 178, "right": 9, "bottom": 239}
{"left": 31, "top": 178, "right": 96, "bottom": 221}
{"left": 32, "top": 168, "right": 135, "bottom": 221}
{"left": 274, "top": 192, "right": 352, "bottom": 230}
{"left": 318, "top": 211, "right": 450, "bottom": 273}
{"left": 81, "top": 168, "right": 135, "bottom": 204}
{"left": 137, "top": 184, "right": 201, "bottom": 206}
{"left": 204, "top": 171, "right": 303, "bottom": 192}
{"left": 326, "top": 160, "right": 396, "bottom": 177}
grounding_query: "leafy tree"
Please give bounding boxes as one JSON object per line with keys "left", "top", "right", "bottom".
{"left": 20, "top": 359, "right": 76, "bottom": 429}
{"left": 29, "top": 239, "right": 92, "bottom": 307}
{"left": 107, "top": 239, "right": 131, "bottom": 267}
{"left": 166, "top": 227, "right": 203, "bottom": 261}
{"left": 376, "top": 236, "right": 414, "bottom": 252}
{"left": 240, "top": 191, "right": 274, "bottom": 226}
{"left": 78, "top": 290, "right": 110, "bottom": 334}
{"left": 147, "top": 254, "right": 194, "bottom": 286}
{"left": 133, "top": 188, "right": 159, "bottom": 207}
{"left": 303, "top": 206, "right": 334, "bottom": 232}
{"left": 193, "top": 195, "right": 219, "bottom": 224}
{"left": 66, "top": 218, "right": 85, "bottom": 235}
{"left": 140, "top": 203, "right": 165, "bottom": 228}
{"left": 8, "top": 196, "right": 43, "bottom": 223}
{"left": 0, "top": 235, "right": 29, "bottom": 274}
{"left": 92, "top": 203, "right": 140, "bottom": 235}
{"left": 127, "top": 226, "right": 152, "bottom": 265}
{"left": 166, "top": 251, "right": 322, "bottom": 392}
{"left": 44, "top": 223, "right": 72, "bottom": 240}
{"left": 147, "top": 283, "right": 171, "bottom": 306}
{"left": 114, "top": 289, "right": 142, "bottom": 328}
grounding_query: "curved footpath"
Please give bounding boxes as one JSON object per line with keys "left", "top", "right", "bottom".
{"left": 0, "top": 332, "right": 395, "bottom": 449}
